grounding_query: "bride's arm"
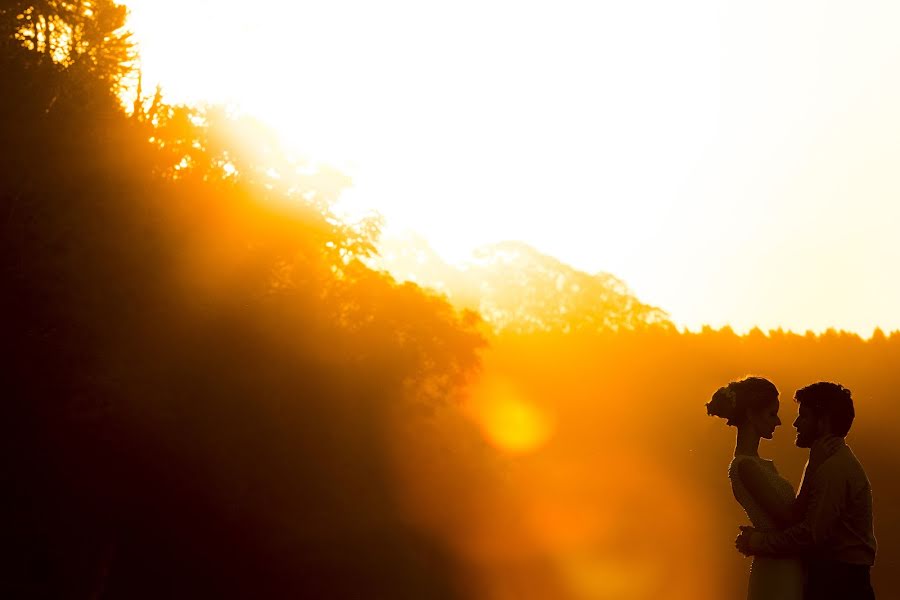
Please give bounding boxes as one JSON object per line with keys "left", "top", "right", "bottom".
{"left": 736, "top": 460, "right": 794, "bottom": 528}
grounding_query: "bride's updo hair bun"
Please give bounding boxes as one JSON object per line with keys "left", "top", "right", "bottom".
{"left": 707, "top": 385, "right": 740, "bottom": 425}
{"left": 706, "top": 377, "right": 778, "bottom": 427}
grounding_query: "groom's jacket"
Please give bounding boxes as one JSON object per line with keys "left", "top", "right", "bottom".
{"left": 756, "top": 441, "right": 876, "bottom": 565}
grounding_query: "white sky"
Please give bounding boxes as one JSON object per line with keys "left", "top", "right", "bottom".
{"left": 127, "top": 0, "right": 900, "bottom": 335}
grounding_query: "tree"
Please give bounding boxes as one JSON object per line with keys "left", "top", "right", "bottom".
{"left": 377, "top": 237, "right": 673, "bottom": 333}
{"left": 0, "top": 1, "right": 131, "bottom": 77}
{"left": 1, "top": 4, "right": 486, "bottom": 597}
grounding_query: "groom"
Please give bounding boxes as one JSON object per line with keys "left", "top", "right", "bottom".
{"left": 735, "top": 381, "right": 877, "bottom": 599}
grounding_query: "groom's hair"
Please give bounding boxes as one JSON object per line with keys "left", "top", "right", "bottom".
{"left": 795, "top": 382, "right": 855, "bottom": 437}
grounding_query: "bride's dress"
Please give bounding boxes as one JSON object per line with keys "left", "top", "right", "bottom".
{"left": 729, "top": 455, "right": 805, "bottom": 600}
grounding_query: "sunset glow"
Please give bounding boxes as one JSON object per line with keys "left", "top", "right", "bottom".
{"left": 8, "top": 3, "right": 899, "bottom": 597}
{"left": 127, "top": 0, "right": 900, "bottom": 335}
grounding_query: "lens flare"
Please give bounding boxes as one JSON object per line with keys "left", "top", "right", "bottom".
{"left": 469, "top": 378, "right": 554, "bottom": 453}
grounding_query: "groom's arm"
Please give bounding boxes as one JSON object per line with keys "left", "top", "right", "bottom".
{"left": 748, "top": 461, "right": 844, "bottom": 556}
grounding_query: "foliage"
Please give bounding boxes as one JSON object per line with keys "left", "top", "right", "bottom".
{"left": 0, "top": 0, "right": 132, "bottom": 89}
{"left": 376, "top": 236, "right": 672, "bottom": 332}
{"left": 1, "top": 4, "right": 485, "bottom": 598}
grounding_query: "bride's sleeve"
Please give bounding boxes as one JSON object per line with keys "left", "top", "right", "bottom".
{"left": 736, "top": 460, "right": 794, "bottom": 528}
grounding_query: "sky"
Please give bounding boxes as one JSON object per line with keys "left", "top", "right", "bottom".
{"left": 126, "top": 0, "right": 900, "bottom": 335}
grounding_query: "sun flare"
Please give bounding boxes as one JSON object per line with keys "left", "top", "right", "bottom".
{"left": 468, "top": 378, "right": 554, "bottom": 453}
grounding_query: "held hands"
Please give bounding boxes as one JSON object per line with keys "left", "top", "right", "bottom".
{"left": 735, "top": 525, "right": 760, "bottom": 557}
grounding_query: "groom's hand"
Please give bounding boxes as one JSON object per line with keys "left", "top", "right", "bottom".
{"left": 810, "top": 435, "right": 842, "bottom": 471}
{"left": 735, "top": 525, "right": 757, "bottom": 556}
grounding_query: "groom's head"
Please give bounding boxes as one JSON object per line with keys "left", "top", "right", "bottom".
{"left": 793, "top": 382, "right": 855, "bottom": 448}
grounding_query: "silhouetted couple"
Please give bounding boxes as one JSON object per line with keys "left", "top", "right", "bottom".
{"left": 707, "top": 379, "right": 876, "bottom": 600}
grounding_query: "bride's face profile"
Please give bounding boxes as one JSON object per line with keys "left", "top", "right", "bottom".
{"left": 748, "top": 398, "right": 781, "bottom": 440}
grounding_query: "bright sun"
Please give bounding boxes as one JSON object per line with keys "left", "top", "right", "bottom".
{"left": 125, "top": 0, "right": 720, "bottom": 262}
{"left": 126, "top": 0, "right": 900, "bottom": 336}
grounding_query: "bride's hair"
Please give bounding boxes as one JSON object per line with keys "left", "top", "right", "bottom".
{"left": 706, "top": 377, "right": 779, "bottom": 427}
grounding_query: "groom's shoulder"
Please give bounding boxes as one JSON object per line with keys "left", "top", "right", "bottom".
{"left": 818, "top": 445, "right": 867, "bottom": 480}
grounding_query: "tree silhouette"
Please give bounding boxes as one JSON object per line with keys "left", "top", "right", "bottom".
{"left": 1, "top": 4, "right": 485, "bottom": 598}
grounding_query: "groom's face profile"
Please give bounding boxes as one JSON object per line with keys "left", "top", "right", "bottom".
{"left": 793, "top": 403, "right": 824, "bottom": 448}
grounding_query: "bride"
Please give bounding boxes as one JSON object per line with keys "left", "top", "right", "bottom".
{"left": 706, "top": 377, "right": 804, "bottom": 600}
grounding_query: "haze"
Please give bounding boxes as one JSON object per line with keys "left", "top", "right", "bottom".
{"left": 128, "top": 0, "right": 900, "bottom": 335}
